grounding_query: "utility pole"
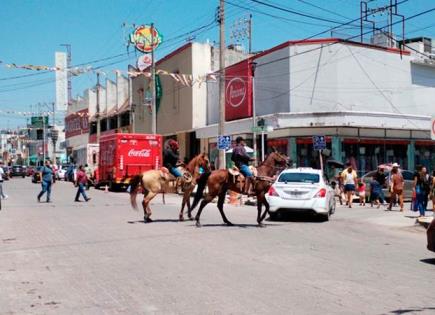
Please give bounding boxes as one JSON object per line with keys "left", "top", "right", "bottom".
{"left": 151, "top": 23, "right": 157, "bottom": 134}
{"left": 96, "top": 72, "right": 101, "bottom": 144}
{"left": 248, "top": 14, "right": 252, "bottom": 54}
{"left": 251, "top": 61, "right": 257, "bottom": 165}
{"left": 218, "top": 0, "right": 226, "bottom": 169}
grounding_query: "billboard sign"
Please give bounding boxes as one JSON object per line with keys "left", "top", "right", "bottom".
{"left": 55, "top": 52, "right": 68, "bottom": 110}
{"left": 431, "top": 116, "right": 435, "bottom": 140}
{"left": 31, "top": 116, "right": 49, "bottom": 128}
{"left": 130, "top": 25, "right": 163, "bottom": 53}
{"left": 225, "top": 59, "right": 253, "bottom": 121}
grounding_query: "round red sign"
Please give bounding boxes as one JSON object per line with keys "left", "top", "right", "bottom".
{"left": 226, "top": 77, "right": 246, "bottom": 108}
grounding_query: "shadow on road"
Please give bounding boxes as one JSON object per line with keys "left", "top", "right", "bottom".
{"left": 127, "top": 219, "right": 181, "bottom": 224}
{"left": 387, "top": 307, "right": 435, "bottom": 314}
{"left": 193, "top": 223, "right": 278, "bottom": 228}
{"left": 419, "top": 258, "right": 435, "bottom": 266}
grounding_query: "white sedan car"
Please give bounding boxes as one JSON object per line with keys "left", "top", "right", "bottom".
{"left": 266, "top": 168, "right": 336, "bottom": 221}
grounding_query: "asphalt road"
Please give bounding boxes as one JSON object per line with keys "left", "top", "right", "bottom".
{"left": 0, "top": 177, "right": 434, "bottom": 315}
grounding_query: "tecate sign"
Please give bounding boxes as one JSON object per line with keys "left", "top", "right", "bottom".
{"left": 128, "top": 149, "right": 151, "bottom": 157}
{"left": 226, "top": 77, "right": 246, "bottom": 108}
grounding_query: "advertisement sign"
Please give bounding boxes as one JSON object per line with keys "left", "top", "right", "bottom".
{"left": 137, "top": 54, "right": 152, "bottom": 71}
{"left": 130, "top": 25, "right": 163, "bottom": 53}
{"left": 225, "top": 59, "right": 253, "bottom": 121}
{"left": 65, "top": 109, "right": 89, "bottom": 138}
{"left": 31, "top": 116, "right": 49, "bottom": 128}
{"left": 55, "top": 52, "right": 68, "bottom": 110}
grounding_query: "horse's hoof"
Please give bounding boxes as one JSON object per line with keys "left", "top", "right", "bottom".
{"left": 144, "top": 217, "right": 153, "bottom": 223}
{"left": 195, "top": 221, "right": 201, "bottom": 228}
{"left": 179, "top": 215, "right": 184, "bottom": 221}
{"left": 257, "top": 223, "right": 266, "bottom": 228}
{"left": 225, "top": 221, "right": 234, "bottom": 226}
{"left": 188, "top": 216, "right": 194, "bottom": 221}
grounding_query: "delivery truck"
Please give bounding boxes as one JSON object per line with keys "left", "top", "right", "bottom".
{"left": 96, "top": 133, "right": 162, "bottom": 191}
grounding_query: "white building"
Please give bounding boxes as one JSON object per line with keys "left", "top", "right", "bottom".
{"left": 198, "top": 38, "right": 435, "bottom": 173}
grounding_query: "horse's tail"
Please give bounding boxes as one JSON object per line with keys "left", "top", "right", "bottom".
{"left": 129, "top": 174, "right": 143, "bottom": 210}
{"left": 190, "top": 172, "right": 211, "bottom": 211}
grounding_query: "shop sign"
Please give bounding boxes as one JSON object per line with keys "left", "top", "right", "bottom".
{"left": 226, "top": 77, "right": 246, "bottom": 108}
{"left": 130, "top": 25, "right": 163, "bottom": 53}
{"left": 225, "top": 59, "right": 253, "bottom": 121}
{"left": 137, "top": 54, "right": 152, "bottom": 71}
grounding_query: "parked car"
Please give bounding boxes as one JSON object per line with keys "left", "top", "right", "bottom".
{"left": 32, "top": 166, "right": 43, "bottom": 183}
{"left": 11, "top": 165, "right": 27, "bottom": 177}
{"left": 56, "top": 166, "right": 67, "bottom": 180}
{"left": 266, "top": 168, "right": 336, "bottom": 221}
{"left": 361, "top": 169, "right": 415, "bottom": 201}
{"left": 427, "top": 219, "right": 435, "bottom": 253}
{"left": 1, "top": 166, "right": 11, "bottom": 180}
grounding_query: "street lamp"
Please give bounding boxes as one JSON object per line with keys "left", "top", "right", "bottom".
{"left": 250, "top": 60, "right": 258, "bottom": 164}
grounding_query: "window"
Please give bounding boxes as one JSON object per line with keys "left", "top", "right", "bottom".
{"left": 278, "top": 173, "right": 320, "bottom": 183}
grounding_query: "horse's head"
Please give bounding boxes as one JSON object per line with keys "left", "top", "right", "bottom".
{"left": 268, "top": 150, "right": 289, "bottom": 167}
{"left": 197, "top": 152, "right": 210, "bottom": 172}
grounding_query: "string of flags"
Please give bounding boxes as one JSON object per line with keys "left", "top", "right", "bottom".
{"left": 0, "top": 60, "right": 218, "bottom": 86}
{"left": 0, "top": 109, "right": 54, "bottom": 117}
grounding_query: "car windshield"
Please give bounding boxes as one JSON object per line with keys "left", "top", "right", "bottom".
{"left": 278, "top": 173, "right": 320, "bottom": 183}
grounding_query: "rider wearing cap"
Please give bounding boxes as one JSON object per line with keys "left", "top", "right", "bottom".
{"left": 164, "top": 139, "right": 182, "bottom": 178}
{"left": 231, "top": 136, "right": 255, "bottom": 195}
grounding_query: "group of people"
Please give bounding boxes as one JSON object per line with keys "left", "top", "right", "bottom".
{"left": 334, "top": 162, "right": 435, "bottom": 217}
{"left": 36, "top": 160, "right": 91, "bottom": 203}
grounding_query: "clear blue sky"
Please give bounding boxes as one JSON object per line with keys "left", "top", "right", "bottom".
{"left": 0, "top": 0, "right": 434, "bottom": 129}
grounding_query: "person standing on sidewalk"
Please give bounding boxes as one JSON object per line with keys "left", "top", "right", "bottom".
{"left": 75, "top": 165, "right": 91, "bottom": 202}
{"left": 413, "top": 165, "right": 427, "bottom": 218}
{"left": 37, "top": 160, "right": 54, "bottom": 203}
{"left": 388, "top": 166, "right": 404, "bottom": 212}
{"left": 421, "top": 166, "right": 431, "bottom": 212}
{"left": 342, "top": 163, "right": 357, "bottom": 208}
{"left": 0, "top": 162, "right": 8, "bottom": 200}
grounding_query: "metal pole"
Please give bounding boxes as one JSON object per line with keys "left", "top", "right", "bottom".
{"left": 42, "top": 111, "right": 45, "bottom": 162}
{"left": 248, "top": 14, "right": 252, "bottom": 54}
{"left": 218, "top": 0, "right": 226, "bottom": 169}
{"left": 151, "top": 23, "right": 157, "bottom": 135}
{"left": 52, "top": 102, "right": 56, "bottom": 164}
{"left": 251, "top": 67, "right": 257, "bottom": 165}
{"left": 129, "top": 76, "right": 134, "bottom": 132}
{"left": 261, "top": 131, "right": 265, "bottom": 162}
{"left": 319, "top": 150, "right": 324, "bottom": 172}
{"left": 96, "top": 72, "right": 101, "bottom": 144}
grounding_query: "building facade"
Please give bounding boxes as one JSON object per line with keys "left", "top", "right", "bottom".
{"left": 198, "top": 38, "right": 435, "bottom": 173}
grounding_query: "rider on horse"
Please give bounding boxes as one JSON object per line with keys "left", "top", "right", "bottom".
{"left": 231, "top": 136, "right": 255, "bottom": 195}
{"left": 164, "top": 139, "right": 183, "bottom": 178}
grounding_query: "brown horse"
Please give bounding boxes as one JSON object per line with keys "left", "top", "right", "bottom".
{"left": 190, "top": 151, "right": 289, "bottom": 227}
{"left": 177, "top": 153, "right": 210, "bottom": 221}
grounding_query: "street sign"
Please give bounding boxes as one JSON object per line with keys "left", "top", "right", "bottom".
{"left": 312, "top": 135, "right": 326, "bottom": 151}
{"left": 217, "top": 136, "right": 231, "bottom": 150}
{"left": 251, "top": 126, "right": 265, "bottom": 133}
{"left": 431, "top": 116, "right": 435, "bottom": 140}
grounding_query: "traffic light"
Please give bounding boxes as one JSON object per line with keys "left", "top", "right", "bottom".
{"left": 257, "top": 118, "right": 265, "bottom": 127}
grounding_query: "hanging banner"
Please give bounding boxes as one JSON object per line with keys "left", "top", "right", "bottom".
{"left": 130, "top": 25, "right": 163, "bottom": 53}
{"left": 225, "top": 59, "right": 252, "bottom": 121}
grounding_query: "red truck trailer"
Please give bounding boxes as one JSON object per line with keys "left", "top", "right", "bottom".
{"left": 97, "top": 133, "right": 162, "bottom": 191}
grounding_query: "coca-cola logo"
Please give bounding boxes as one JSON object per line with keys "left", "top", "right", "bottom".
{"left": 128, "top": 149, "right": 151, "bottom": 157}
{"left": 226, "top": 77, "right": 246, "bottom": 108}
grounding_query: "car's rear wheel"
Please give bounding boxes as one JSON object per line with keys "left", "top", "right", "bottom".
{"left": 320, "top": 211, "right": 330, "bottom": 222}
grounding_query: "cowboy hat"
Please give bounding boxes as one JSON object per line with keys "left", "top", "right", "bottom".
{"left": 392, "top": 162, "right": 400, "bottom": 168}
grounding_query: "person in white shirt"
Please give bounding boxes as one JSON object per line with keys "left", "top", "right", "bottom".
{"left": 0, "top": 162, "right": 8, "bottom": 200}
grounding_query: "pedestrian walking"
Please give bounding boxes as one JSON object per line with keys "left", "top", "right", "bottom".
{"left": 388, "top": 165, "right": 404, "bottom": 211}
{"left": 0, "top": 161, "right": 8, "bottom": 201}
{"left": 413, "top": 165, "right": 427, "bottom": 217}
{"left": 357, "top": 181, "right": 366, "bottom": 206}
{"left": 37, "top": 160, "right": 55, "bottom": 203}
{"left": 373, "top": 166, "right": 387, "bottom": 205}
{"left": 421, "top": 166, "right": 431, "bottom": 212}
{"left": 75, "top": 165, "right": 91, "bottom": 202}
{"left": 370, "top": 179, "right": 382, "bottom": 208}
{"left": 342, "top": 163, "right": 357, "bottom": 208}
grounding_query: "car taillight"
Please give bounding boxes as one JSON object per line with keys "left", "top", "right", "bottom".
{"left": 268, "top": 186, "right": 280, "bottom": 197}
{"left": 314, "top": 188, "right": 326, "bottom": 198}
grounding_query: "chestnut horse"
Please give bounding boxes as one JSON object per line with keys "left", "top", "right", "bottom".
{"left": 177, "top": 153, "right": 210, "bottom": 221}
{"left": 190, "top": 151, "right": 289, "bottom": 227}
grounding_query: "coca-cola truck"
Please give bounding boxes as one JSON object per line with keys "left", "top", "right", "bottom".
{"left": 97, "top": 133, "right": 162, "bottom": 190}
